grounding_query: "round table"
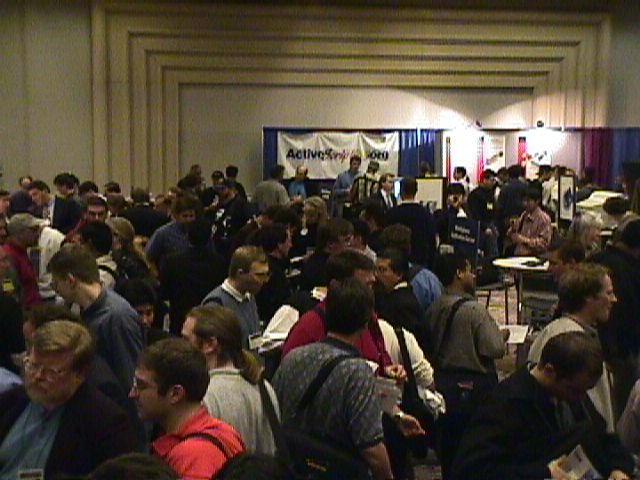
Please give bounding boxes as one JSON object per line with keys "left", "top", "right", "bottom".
{"left": 492, "top": 256, "right": 551, "bottom": 324}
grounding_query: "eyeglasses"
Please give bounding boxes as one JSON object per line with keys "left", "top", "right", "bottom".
{"left": 131, "top": 376, "right": 154, "bottom": 392}
{"left": 23, "top": 357, "right": 70, "bottom": 380}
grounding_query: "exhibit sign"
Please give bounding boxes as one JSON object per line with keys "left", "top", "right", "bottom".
{"left": 558, "top": 174, "right": 577, "bottom": 221}
{"left": 449, "top": 216, "right": 480, "bottom": 268}
{"left": 277, "top": 131, "right": 399, "bottom": 179}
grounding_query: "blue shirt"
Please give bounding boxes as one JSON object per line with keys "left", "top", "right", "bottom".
{"left": 0, "top": 402, "right": 64, "bottom": 479}
{"left": 144, "top": 221, "right": 190, "bottom": 268}
{"left": 288, "top": 181, "right": 307, "bottom": 200}
{"left": 332, "top": 170, "right": 358, "bottom": 199}
{"left": 82, "top": 289, "right": 144, "bottom": 392}
{"left": 410, "top": 265, "right": 444, "bottom": 314}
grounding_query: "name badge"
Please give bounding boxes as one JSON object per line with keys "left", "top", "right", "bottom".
{"left": 487, "top": 203, "right": 494, "bottom": 210}
{"left": 18, "top": 469, "right": 44, "bottom": 480}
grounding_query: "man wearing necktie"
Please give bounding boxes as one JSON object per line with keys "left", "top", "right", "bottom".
{"left": 373, "top": 173, "right": 397, "bottom": 212}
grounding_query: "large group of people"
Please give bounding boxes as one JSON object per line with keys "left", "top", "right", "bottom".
{"left": 0, "top": 159, "right": 638, "bottom": 480}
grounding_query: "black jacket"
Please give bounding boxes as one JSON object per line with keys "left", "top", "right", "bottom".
{"left": 386, "top": 203, "right": 437, "bottom": 268}
{"left": 0, "top": 383, "right": 139, "bottom": 479}
{"left": 51, "top": 196, "right": 83, "bottom": 234}
{"left": 256, "top": 255, "right": 292, "bottom": 322}
{"left": 467, "top": 186, "right": 496, "bottom": 227}
{"left": 589, "top": 245, "right": 640, "bottom": 359}
{"left": 374, "top": 283, "right": 428, "bottom": 352}
{"left": 160, "top": 246, "right": 226, "bottom": 335}
{"left": 452, "top": 366, "right": 633, "bottom": 480}
{"left": 121, "top": 205, "right": 170, "bottom": 238}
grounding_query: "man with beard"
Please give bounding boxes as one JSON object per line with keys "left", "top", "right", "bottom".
{"left": 426, "top": 251, "right": 508, "bottom": 479}
{"left": 0, "top": 320, "right": 138, "bottom": 479}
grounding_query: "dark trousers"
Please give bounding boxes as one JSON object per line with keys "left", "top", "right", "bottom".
{"left": 382, "top": 414, "right": 414, "bottom": 480}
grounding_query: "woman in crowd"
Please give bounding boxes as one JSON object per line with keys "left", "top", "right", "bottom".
{"left": 566, "top": 210, "right": 603, "bottom": 257}
{"left": 182, "top": 305, "right": 280, "bottom": 455}
{"left": 106, "top": 216, "right": 154, "bottom": 281}
{"left": 290, "top": 195, "right": 328, "bottom": 257}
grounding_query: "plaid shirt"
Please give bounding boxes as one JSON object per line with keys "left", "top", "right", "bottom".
{"left": 512, "top": 207, "right": 552, "bottom": 255}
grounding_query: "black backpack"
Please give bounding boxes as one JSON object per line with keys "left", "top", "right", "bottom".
{"left": 260, "top": 356, "right": 372, "bottom": 480}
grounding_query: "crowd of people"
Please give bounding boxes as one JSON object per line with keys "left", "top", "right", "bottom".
{"left": 0, "top": 159, "right": 638, "bottom": 480}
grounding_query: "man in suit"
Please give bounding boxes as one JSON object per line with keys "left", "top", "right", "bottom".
{"left": 0, "top": 320, "right": 139, "bottom": 479}
{"left": 28, "top": 179, "right": 82, "bottom": 234}
{"left": 371, "top": 173, "right": 398, "bottom": 212}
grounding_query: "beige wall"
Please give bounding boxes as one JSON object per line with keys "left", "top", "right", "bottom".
{"left": 609, "top": 2, "right": 640, "bottom": 126}
{"left": 180, "top": 86, "right": 532, "bottom": 192}
{"left": 1, "top": 1, "right": 639, "bottom": 195}
{"left": 1, "top": 0, "right": 92, "bottom": 190}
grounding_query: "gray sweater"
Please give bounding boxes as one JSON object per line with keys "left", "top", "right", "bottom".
{"left": 203, "top": 368, "right": 279, "bottom": 455}
{"left": 426, "top": 293, "right": 505, "bottom": 374}
{"left": 202, "top": 285, "right": 261, "bottom": 348}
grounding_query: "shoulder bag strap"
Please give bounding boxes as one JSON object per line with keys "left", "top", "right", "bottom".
{"left": 97, "top": 264, "right": 118, "bottom": 279}
{"left": 394, "top": 327, "right": 420, "bottom": 400}
{"left": 179, "top": 431, "right": 230, "bottom": 460}
{"left": 296, "top": 354, "right": 353, "bottom": 414}
{"left": 433, "top": 298, "right": 471, "bottom": 357}
{"left": 258, "top": 380, "right": 292, "bottom": 466}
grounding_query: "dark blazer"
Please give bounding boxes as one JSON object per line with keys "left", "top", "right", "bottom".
{"left": 370, "top": 190, "right": 397, "bottom": 212}
{"left": 160, "top": 246, "right": 227, "bottom": 335}
{"left": 121, "top": 205, "right": 170, "bottom": 238}
{"left": 0, "top": 383, "right": 139, "bottom": 479}
{"left": 51, "top": 196, "right": 83, "bottom": 234}
{"left": 386, "top": 203, "right": 437, "bottom": 268}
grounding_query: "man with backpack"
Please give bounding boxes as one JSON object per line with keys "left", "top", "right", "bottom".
{"left": 130, "top": 338, "right": 245, "bottom": 479}
{"left": 273, "top": 278, "right": 403, "bottom": 480}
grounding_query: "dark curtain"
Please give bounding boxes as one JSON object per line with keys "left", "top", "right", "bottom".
{"left": 583, "top": 128, "right": 614, "bottom": 188}
{"left": 612, "top": 128, "right": 640, "bottom": 191}
{"left": 399, "top": 129, "right": 437, "bottom": 177}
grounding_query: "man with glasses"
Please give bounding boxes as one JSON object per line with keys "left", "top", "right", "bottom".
{"left": 129, "top": 338, "right": 244, "bottom": 479}
{"left": 202, "top": 246, "right": 270, "bottom": 348}
{"left": 0, "top": 320, "right": 138, "bottom": 479}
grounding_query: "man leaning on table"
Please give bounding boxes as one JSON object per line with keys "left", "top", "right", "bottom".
{"left": 506, "top": 186, "right": 553, "bottom": 256}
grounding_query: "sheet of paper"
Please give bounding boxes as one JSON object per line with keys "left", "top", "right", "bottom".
{"left": 504, "top": 325, "right": 529, "bottom": 344}
{"left": 556, "top": 444, "right": 601, "bottom": 480}
{"left": 375, "top": 377, "right": 401, "bottom": 414}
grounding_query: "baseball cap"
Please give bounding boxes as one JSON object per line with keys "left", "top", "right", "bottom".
{"left": 7, "top": 213, "right": 46, "bottom": 236}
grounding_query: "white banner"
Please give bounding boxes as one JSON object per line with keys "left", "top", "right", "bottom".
{"left": 277, "top": 131, "right": 399, "bottom": 179}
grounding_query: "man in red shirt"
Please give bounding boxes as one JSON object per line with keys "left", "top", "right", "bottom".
{"left": 4, "top": 213, "right": 44, "bottom": 308}
{"left": 282, "top": 250, "right": 394, "bottom": 374}
{"left": 130, "top": 338, "right": 245, "bottom": 480}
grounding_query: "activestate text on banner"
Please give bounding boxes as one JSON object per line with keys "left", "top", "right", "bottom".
{"left": 277, "top": 131, "right": 400, "bottom": 179}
